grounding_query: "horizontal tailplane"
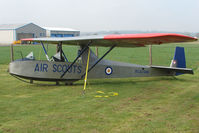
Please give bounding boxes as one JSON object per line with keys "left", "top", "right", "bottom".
{"left": 151, "top": 66, "right": 193, "bottom": 75}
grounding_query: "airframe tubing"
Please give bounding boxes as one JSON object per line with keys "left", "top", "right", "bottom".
{"left": 81, "top": 45, "right": 116, "bottom": 79}
{"left": 58, "top": 42, "right": 69, "bottom": 62}
{"left": 60, "top": 41, "right": 92, "bottom": 78}
{"left": 61, "top": 49, "right": 69, "bottom": 62}
{"left": 41, "top": 42, "right": 50, "bottom": 61}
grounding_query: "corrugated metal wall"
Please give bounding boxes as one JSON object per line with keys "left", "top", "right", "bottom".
{"left": 0, "top": 23, "right": 81, "bottom": 44}
{"left": 0, "top": 30, "right": 14, "bottom": 44}
{"left": 16, "top": 23, "right": 46, "bottom": 40}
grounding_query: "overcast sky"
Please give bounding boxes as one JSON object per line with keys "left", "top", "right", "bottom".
{"left": 0, "top": 0, "right": 198, "bottom": 32}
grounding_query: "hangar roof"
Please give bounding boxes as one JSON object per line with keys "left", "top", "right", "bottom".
{"left": 0, "top": 23, "right": 30, "bottom": 30}
{"left": 44, "top": 27, "right": 80, "bottom": 32}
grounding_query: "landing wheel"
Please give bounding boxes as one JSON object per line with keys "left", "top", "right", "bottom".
{"left": 65, "top": 82, "right": 73, "bottom": 86}
{"left": 56, "top": 81, "right": 59, "bottom": 85}
{"left": 30, "top": 79, "right": 33, "bottom": 84}
{"left": 172, "top": 76, "right": 177, "bottom": 80}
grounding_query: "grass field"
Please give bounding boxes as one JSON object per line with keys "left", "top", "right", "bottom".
{"left": 1, "top": 42, "right": 199, "bottom": 133}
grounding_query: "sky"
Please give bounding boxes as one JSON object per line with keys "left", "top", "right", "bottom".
{"left": 0, "top": 0, "right": 199, "bottom": 32}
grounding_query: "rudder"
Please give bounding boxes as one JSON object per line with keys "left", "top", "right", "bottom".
{"left": 170, "top": 46, "right": 186, "bottom": 75}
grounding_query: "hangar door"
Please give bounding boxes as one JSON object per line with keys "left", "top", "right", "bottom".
{"left": 17, "top": 33, "right": 34, "bottom": 40}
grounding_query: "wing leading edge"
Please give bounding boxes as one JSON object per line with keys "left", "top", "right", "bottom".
{"left": 21, "top": 33, "right": 197, "bottom": 47}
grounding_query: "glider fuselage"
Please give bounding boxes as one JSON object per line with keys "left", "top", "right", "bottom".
{"left": 9, "top": 59, "right": 176, "bottom": 83}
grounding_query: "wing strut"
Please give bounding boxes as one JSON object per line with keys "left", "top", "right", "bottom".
{"left": 41, "top": 42, "right": 50, "bottom": 61}
{"left": 81, "top": 45, "right": 116, "bottom": 79}
{"left": 61, "top": 49, "right": 69, "bottom": 62}
{"left": 60, "top": 41, "right": 92, "bottom": 78}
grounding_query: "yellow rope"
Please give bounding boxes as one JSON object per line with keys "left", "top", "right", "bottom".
{"left": 83, "top": 48, "right": 90, "bottom": 91}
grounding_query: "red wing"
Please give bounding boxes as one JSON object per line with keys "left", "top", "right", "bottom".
{"left": 21, "top": 33, "right": 197, "bottom": 47}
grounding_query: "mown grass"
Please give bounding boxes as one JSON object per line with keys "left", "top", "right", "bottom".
{"left": 0, "top": 42, "right": 199, "bottom": 133}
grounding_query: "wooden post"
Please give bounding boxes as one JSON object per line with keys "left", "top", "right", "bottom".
{"left": 95, "top": 47, "right": 98, "bottom": 57}
{"left": 46, "top": 44, "right": 48, "bottom": 53}
{"left": 56, "top": 44, "right": 59, "bottom": 53}
{"left": 149, "top": 45, "right": 152, "bottom": 66}
{"left": 10, "top": 44, "right": 14, "bottom": 62}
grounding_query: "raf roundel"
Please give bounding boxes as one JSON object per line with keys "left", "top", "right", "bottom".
{"left": 105, "top": 67, "right": 113, "bottom": 75}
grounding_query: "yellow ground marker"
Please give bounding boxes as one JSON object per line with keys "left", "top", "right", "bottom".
{"left": 95, "top": 91, "right": 119, "bottom": 98}
{"left": 96, "top": 91, "right": 105, "bottom": 94}
{"left": 95, "top": 95, "right": 103, "bottom": 98}
{"left": 108, "top": 92, "right": 119, "bottom": 96}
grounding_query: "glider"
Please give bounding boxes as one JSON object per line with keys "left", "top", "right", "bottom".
{"left": 9, "top": 33, "right": 197, "bottom": 85}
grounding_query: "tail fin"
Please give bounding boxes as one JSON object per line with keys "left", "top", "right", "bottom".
{"left": 170, "top": 46, "right": 186, "bottom": 75}
{"left": 152, "top": 47, "right": 192, "bottom": 75}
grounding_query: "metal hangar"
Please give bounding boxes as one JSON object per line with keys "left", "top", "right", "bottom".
{"left": 0, "top": 23, "right": 46, "bottom": 45}
{"left": 44, "top": 27, "right": 80, "bottom": 37}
